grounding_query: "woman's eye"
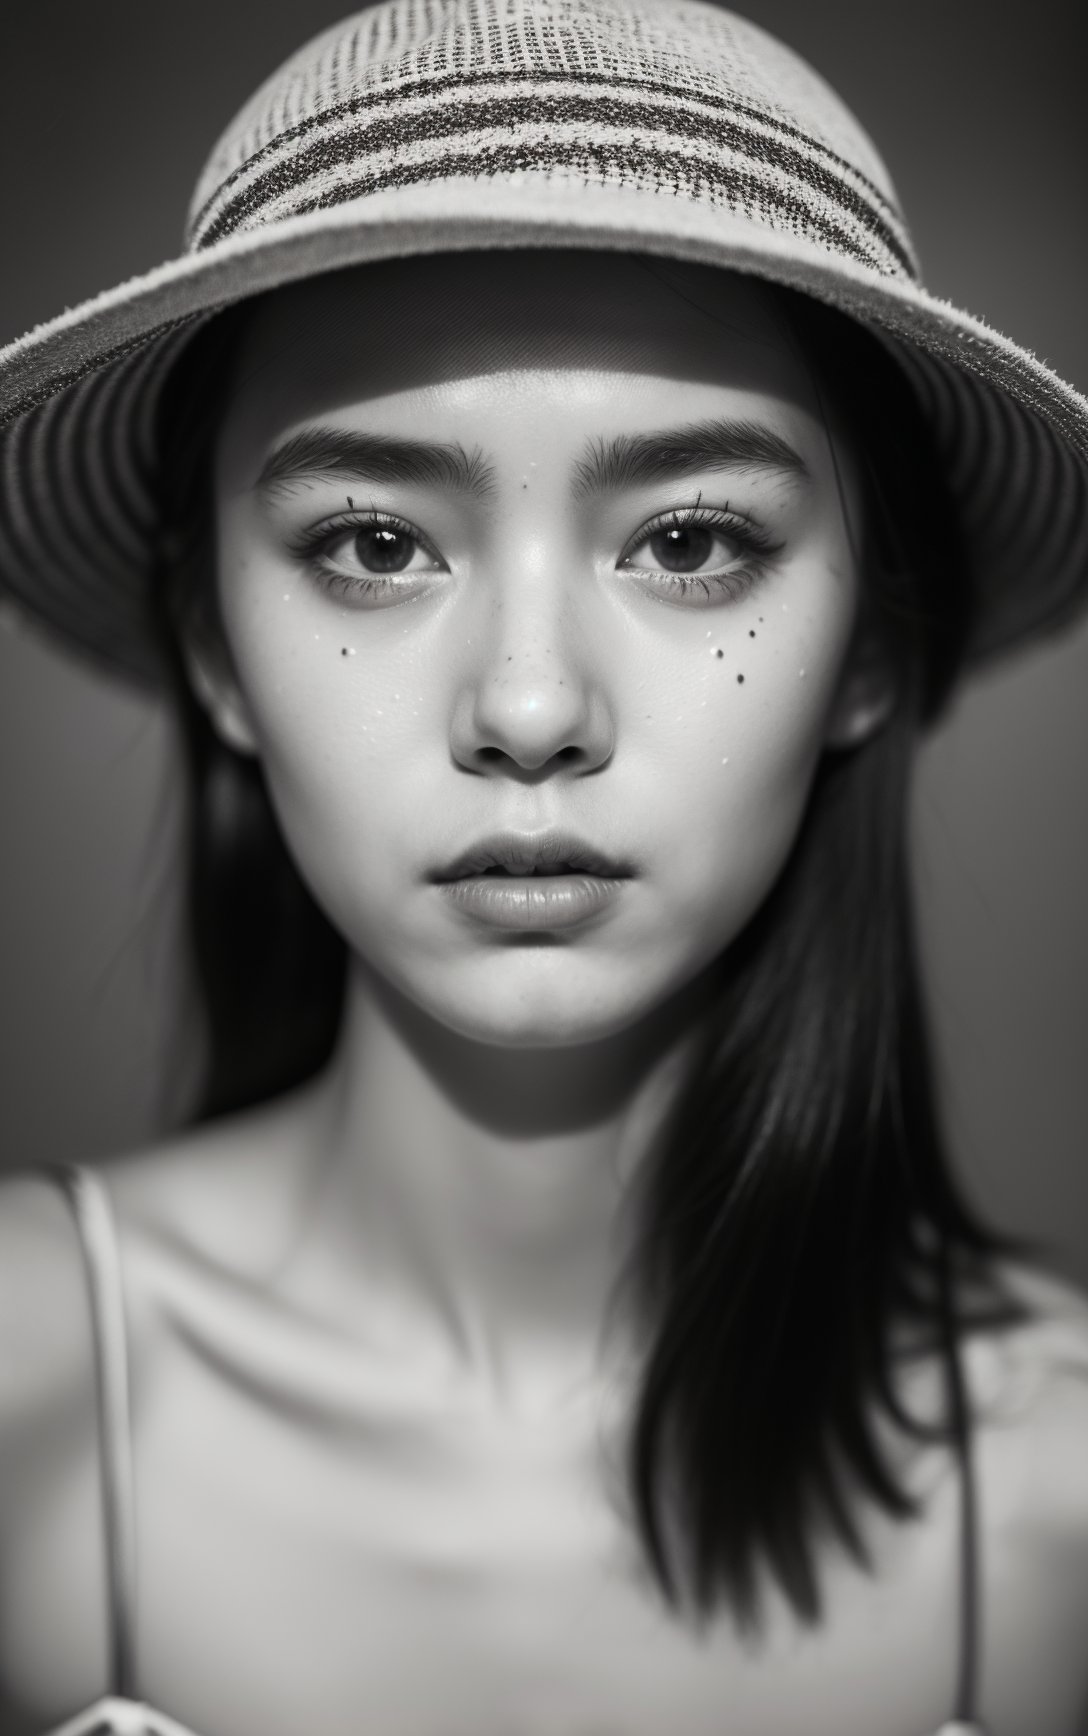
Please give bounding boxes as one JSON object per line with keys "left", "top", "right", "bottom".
{"left": 293, "top": 505, "right": 779, "bottom": 606}
{"left": 323, "top": 521, "right": 439, "bottom": 576}
{"left": 291, "top": 512, "right": 444, "bottom": 602}
{"left": 635, "top": 523, "right": 730, "bottom": 573}
{"left": 621, "top": 509, "right": 781, "bottom": 600}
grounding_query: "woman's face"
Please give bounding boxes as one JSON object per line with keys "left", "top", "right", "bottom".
{"left": 207, "top": 251, "right": 886, "bottom": 1047}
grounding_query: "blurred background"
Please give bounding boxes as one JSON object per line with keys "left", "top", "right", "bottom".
{"left": 1, "top": 0, "right": 1085, "bottom": 1284}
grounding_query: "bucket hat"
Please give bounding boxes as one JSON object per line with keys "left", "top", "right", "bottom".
{"left": 1, "top": 0, "right": 1086, "bottom": 691}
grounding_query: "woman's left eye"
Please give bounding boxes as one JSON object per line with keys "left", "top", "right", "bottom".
{"left": 620, "top": 506, "right": 782, "bottom": 601}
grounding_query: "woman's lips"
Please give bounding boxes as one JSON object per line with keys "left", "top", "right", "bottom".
{"left": 436, "top": 872, "right": 628, "bottom": 929}
{"left": 433, "top": 829, "right": 633, "bottom": 882}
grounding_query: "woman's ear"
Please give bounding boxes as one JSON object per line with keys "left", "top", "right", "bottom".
{"left": 822, "top": 608, "right": 898, "bottom": 751}
{"left": 180, "top": 618, "right": 260, "bottom": 757}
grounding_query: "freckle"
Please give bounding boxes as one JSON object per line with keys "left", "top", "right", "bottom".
{"left": 758, "top": 617, "right": 764, "bottom": 623}
{"left": 748, "top": 630, "right": 756, "bottom": 638}
{"left": 341, "top": 648, "right": 347, "bottom": 656}
{"left": 715, "top": 648, "right": 724, "bottom": 659}
{"left": 737, "top": 673, "right": 744, "bottom": 684}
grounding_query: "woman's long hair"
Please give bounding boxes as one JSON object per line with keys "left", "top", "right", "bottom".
{"left": 148, "top": 269, "right": 1041, "bottom": 1639}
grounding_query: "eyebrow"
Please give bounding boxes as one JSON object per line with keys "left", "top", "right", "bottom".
{"left": 254, "top": 427, "right": 498, "bottom": 501}
{"left": 253, "top": 416, "right": 809, "bottom": 504}
{"left": 570, "top": 418, "right": 810, "bottom": 499}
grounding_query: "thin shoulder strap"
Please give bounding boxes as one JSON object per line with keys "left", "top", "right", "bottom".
{"left": 936, "top": 1230, "right": 985, "bottom": 1735}
{"left": 44, "top": 1161, "right": 139, "bottom": 1701}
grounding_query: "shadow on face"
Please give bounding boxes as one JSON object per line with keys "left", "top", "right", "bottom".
{"left": 218, "top": 249, "right": 832, "bottom": 458}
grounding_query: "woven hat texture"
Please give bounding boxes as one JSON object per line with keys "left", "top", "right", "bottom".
{"left": 1, "top": 0, "right": 1086, "bottom": 689}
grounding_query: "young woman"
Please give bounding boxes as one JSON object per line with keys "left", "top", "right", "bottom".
{"left": 1, "top": 3, "right": 1087, "bottom": 1734}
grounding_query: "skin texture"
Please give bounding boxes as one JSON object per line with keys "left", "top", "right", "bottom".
{"left": 191, "top": 249, "right": 896, "bottom": 1414}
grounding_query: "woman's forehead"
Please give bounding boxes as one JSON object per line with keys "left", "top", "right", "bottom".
{"left": 224, "top": 251, "right": 822, "bottom": 430}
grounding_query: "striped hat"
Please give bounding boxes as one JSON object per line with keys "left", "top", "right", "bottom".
{"left": 1, "top": 0, "right": 1086, "bottom": 690}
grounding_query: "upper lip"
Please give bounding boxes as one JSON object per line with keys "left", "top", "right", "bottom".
{"left": 432, "top": 828, "right": 635, "bottom": 882}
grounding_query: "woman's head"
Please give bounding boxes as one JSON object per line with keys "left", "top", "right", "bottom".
{"left": 171, "top": 248, "right": 938, "bottom": 1053}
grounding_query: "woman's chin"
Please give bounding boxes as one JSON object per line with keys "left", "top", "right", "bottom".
{"left": 350, "top": 955, "right": 669, "bottom": 1051}
{"left": 361, "top": 945, "right": 727, "bottom": 1054}
{"left": 411, "top": 992, "right": 656, "bottom": 1051}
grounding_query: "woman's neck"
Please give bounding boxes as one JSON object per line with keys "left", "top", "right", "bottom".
{"left": 280, "top": 957, "right": 711, "bottom": 1419}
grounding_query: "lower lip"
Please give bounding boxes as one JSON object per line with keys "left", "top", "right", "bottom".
{"left": 437, "top": 874, "right": 629, "bottom": 929}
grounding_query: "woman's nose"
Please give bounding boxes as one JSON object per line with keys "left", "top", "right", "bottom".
{"left": 448, "top": 564, "right": 615, "bottom": 777}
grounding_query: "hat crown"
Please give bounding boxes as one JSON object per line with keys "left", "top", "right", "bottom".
{"left": 186, "top": 0, "right": 916, "bottom": 279}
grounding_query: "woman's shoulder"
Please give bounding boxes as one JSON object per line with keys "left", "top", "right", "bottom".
{"left": 963, "top": 1255, "right": 1088, "bottom": 1542}
{"left": 0, "top": 1109, "right": 293, "bottom": 1439}
{"left": 0, "top": 1083, "right": 326, "bottom": 1425}
{"left": 0, "top": 1167, "right": 96, "bottom": 1446}
{"left": 973, "top": 1255, "right": 1088, "bottom": 1407}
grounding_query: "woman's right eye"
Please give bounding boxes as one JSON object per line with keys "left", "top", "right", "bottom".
{"left": 290, "top": 510, "right": 446, "bottom": 602}
{"left": 321, "top": 521, "right": 441, "bottom": 576}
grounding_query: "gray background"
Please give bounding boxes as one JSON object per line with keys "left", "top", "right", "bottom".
{"left": 1, "top": 1, "right": 1085, "bottom": 1284}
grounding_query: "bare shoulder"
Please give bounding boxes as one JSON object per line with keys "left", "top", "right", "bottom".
{"left": 100, "top": 1077, "right": 327, "bottom": 1276}
{"left": 952, "top": 1260, "right": 1088, "bottom": 1733}
{"left": 0, "top": 1168, "right": 93, "bottom": 1445}
{"left": 0, "top": 1086, "right": 315, "bottom": 1465}
{"left": 968, "top": 1256, "right": 1088, "bottom": 1539}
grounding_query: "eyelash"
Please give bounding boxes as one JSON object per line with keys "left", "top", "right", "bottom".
{"left": 287, "top": 510, "right": 443, "bottom": 601}
{"left": 287, "top": 502, "right": 783, "bottom": 604}
{"left": 623, "top": 502, "right": 782, "bottom": 601}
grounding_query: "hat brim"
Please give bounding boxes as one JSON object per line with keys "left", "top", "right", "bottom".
{"left": 2, "top": 176, "right": 1087, "bottom": 689}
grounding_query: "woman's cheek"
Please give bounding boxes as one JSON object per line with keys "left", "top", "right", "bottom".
{"left": 256, "top": 741, "right": 405, "bottom": 956}
{"left": 218, "top": 618, "right": 406, "bottom": 915}
{"left": 678, "top": 637, "right": 846, "bottom": 936}
{"left": 223, "top": 568, "right": 400, "bottom": 781}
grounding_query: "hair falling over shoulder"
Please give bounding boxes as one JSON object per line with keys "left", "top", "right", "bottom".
{"left": 147, "top": 281, "right": 1040, "bottom": 1641}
